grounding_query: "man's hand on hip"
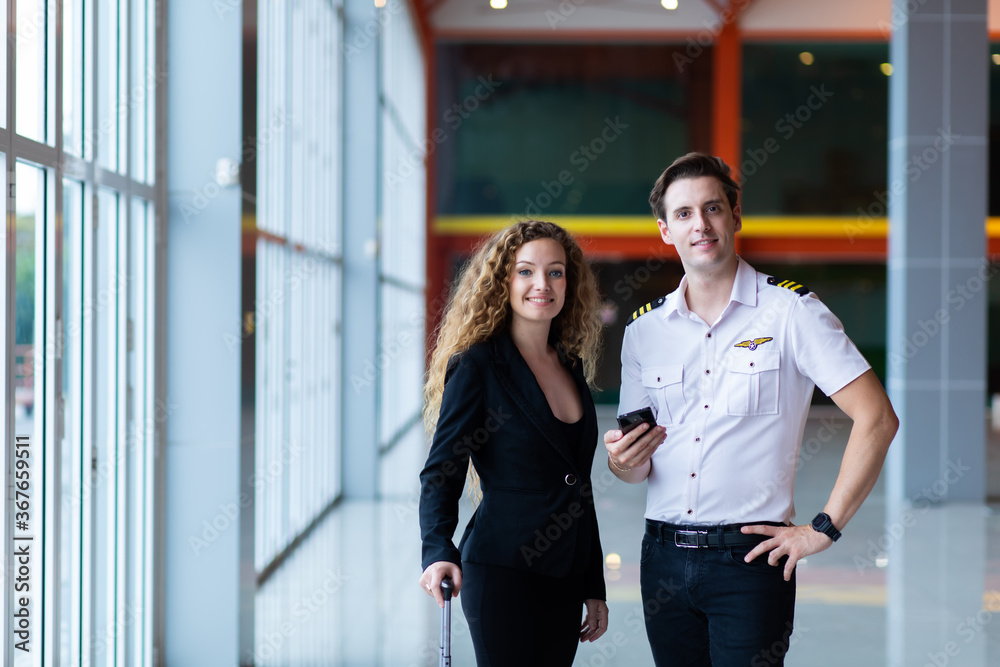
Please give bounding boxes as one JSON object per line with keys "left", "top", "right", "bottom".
{"left": 739, "top": 523, "right": 834, "bottom": 582}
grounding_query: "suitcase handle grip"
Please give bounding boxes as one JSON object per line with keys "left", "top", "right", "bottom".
{"left": 440, "top": 576, "right": 455, "bottom": 599}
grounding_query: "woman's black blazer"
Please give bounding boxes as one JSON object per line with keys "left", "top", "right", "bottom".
{"left": 419, "top": 331, "right": 606, "bottom": 601}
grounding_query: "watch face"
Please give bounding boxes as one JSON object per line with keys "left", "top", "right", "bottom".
{"left": 811, "top": 513, "right": 840, "bottom": 541}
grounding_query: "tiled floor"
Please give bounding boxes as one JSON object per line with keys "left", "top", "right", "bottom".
{"left": 256, "top": 405, "right": 1000, "bottom": 666}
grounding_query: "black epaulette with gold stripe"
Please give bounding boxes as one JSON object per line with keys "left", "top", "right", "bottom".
{"left": 626, "top": 297, "right": 666, "bottom": 326}
{"left": 766, "top": 276, "right": 810, "bottom": 296}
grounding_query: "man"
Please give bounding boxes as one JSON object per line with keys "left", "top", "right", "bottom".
{"left": 605, "top": 152, "right": 898, "bottom": 666}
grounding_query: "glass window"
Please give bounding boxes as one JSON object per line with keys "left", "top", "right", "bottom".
{"left": 59, "top": 178, "right": 85, "bottom": 666}
{"left": 254, "top": 0, "right": 343, "bottom": 572}
{"left": 64, "top": 0, "right": 84, "bottom": 156}
{"left": 116, "top": 0, "right": 128, "bottom": 172}
{"left": 130, "top": 0, "right": 148, "bottom": 182}
{"left": 96, "top": 0, "right": 120, "bottom": 169}
{"left": 741, "top": 42, "right": 889, "bottom": 215}
{"left": 145, "top": 0, "right": 155, "bottom": 182}
{"left": 91, "top": 187, "right": 118, "bottom": 666}
{"left": 14, "top": 161, "right": 45, "bottom": 667}
{"left": 378, "top": 1, "right": 425, "bottom": 477}
{"left": 45, "top": 0, "right": 56, "bottom": 143}
{"left": 125, "top": 197, "right": 153, "bottom": 666}
{"left": 14, "top": 162, "right": 43, "bottom": 449}
{"left": 16, "top": 0, "right": 47, "bottom": 142}
{"left": 288, "top": 251, "right": 304, "bottom": 533}
{"left": 5, "top": 0, "right": 160, "bottom": 661}
{"left": 0, "top": 1, "right": 7, "bottom": 128}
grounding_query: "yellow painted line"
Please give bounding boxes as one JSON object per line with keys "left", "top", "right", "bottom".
{"left": 434, "top": 215, "right": 889, "bottom": 238}
{"left": 244, "top": 213, "right": 1000, "bottom": 241}
{"left": 434, "top": 216, "right": 1000, "bottom": 239}
{"left": 434, "top": 215, "right": 876, "bottom": 237}
{"left": 433, "top": 216, "right": 657, "bottom": 237}
{"left": 740, "top": 217, "right": 886, "bottom": 238}
{"left": 607, "top": 586, "right": 1000, "bottom": 611}
{"left": 796, "top": 584, "right": 885, "bottom": 607}
{"left": 604, "top": 582, "right": 887, "bottom": 606}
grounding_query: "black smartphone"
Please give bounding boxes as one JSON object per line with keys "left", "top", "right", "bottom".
{"left": 617, "top": 407, "right": 657, "bottom": 435}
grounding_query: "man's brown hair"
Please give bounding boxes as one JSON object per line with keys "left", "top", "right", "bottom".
{"left": 648, "top": 152, "right": 741, "bottom": 221}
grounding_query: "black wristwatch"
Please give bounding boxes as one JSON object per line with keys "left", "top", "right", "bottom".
{"left": 810, "top": 512, "right": 842, "bottom": 542}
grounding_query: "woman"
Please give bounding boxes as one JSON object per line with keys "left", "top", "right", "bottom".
{"left": 418, "top": 220, "right": 609, "bottom": 665}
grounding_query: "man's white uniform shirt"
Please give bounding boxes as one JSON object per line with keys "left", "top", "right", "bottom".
{"left": 618, "top": 257, "right": 870, "bottom": 526}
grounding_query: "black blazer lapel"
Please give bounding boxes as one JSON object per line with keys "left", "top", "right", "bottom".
{"left": 490, "top": 333, "right": 579, "bottom": 469}
{"left": 565, "top": 351, "right": 598, "bottom": 470}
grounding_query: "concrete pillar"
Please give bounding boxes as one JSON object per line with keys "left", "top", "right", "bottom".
{"left": 164, "top": 1, "right": 246, "bottom": 663}
{"left": 341, "top": 0, "right": 381, "bottom": 500}
{"left": 886, "top": 0, "right": 988, "bottom": 505}
{"left": 885, "top": 2, "right": 990, "bottom": 662}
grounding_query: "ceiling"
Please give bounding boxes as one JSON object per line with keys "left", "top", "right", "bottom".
{"left": 411, "top": 0, "right": 1000, "bottom": 40}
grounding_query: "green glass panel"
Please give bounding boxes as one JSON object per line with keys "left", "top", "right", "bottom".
{"left": 741, "top": 42, "right": 889, "bottom": 216}
{"left": 437, "top": 44, "right": 695, "bottom": 217}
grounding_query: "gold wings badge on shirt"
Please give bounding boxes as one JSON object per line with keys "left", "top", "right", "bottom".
{"left": 733, "top": 337, "right": 773, "bottom": 351}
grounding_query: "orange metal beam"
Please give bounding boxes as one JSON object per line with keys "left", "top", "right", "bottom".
{"left": 430, "top": 233, "right": 898, "bottom": 265}
{"left": 711, "top": 8, "right": 744, "bottom": 256}
{"left": 711, "top": 17, "right": 743, "bottom": 176}
{"left": 408, "top": 0, "right": 435, "bottom": 59}
{"left": 739, "top": 236, "right": 888, "bottom": 263}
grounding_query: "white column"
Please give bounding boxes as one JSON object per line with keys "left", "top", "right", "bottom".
{"left": 163, "top": 1, "right": 245, "bottom": 663}
{"left": 341, "top": 0, "right": 381, "bottom": 500}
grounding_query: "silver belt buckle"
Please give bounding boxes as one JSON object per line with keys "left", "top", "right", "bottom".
{"left": 674, "top": 529, "right": 707, "bottom": 548}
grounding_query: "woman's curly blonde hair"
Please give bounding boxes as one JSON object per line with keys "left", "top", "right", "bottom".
{"left": 423, "top": 220, "right": 603, "bottom": 431}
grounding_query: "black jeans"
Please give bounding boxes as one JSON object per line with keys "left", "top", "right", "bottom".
{"left": 639, "top": 523, "right": 796, "bottom": 666}
{"left": 461, "top": 561, "right": 585, "bottom": 666}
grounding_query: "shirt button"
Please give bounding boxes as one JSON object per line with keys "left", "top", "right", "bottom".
{"left": 695, "top": 437, "right": 701, "bottom": 442}
{"left": 749, "top": 362, "right": 755, "bottom": 368}
{"left": 706, "top": 332, "right": 712, "bottom": 338}
{"left": 705, "top": 369, "right": 710, "bottom": 375}
{"left": 704, "top": 404, "right": 709, "bottom": 410}
{"left": 564, "top": 474, "right": 577, "bottom": 486}
{"left": 686, "top": 509, "right": 693, "bottom": 515}
{"left": 657, "top": 376, "right": 661, "bottom": 382}
{"left": 690, "top": 473, "right": 696, "bottom": 478}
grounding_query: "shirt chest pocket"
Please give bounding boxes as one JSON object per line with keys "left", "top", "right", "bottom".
{"left": 641, "top": 365, "right": 686, "bottom": 425}
{"left": 725, "top": 351, "right": 780, "bottom": 416}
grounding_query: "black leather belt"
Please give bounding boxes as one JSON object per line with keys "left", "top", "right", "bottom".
{"left": 645, "top": 519, "right": 778, "bottom": 549}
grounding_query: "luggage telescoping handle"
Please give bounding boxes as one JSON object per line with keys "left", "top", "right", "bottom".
{"left": 441, "top": 576, "right": 455, "bottom": 600}
{"left": 439, "top": 577, "right": 455, "bottom": 667}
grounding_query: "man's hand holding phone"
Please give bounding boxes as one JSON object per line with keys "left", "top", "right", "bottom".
{"left": 604, "top": 407, "right": 666, "bottom": 482}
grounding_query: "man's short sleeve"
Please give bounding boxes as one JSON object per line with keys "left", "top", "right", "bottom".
{"left": 618, "top": 325, "right": 654, "bottom": 416}
{"left": 789, "top": 293, "right": 871, "bottom": 397}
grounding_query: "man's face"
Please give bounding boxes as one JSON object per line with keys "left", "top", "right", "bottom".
{"left": 656, "top": 175, "right": 741, "bottom": 275}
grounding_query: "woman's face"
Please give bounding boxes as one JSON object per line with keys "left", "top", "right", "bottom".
{"left": 508, "top": 238, "right": 567, "bottom": 328}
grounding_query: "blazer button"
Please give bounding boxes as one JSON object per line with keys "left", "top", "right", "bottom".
{"left": 564, "top": 474, "right": 578, "bottom": 486}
